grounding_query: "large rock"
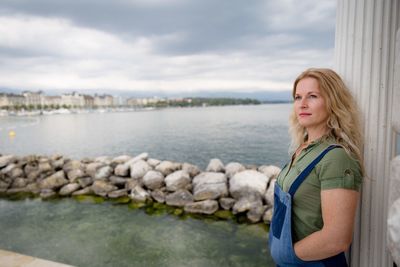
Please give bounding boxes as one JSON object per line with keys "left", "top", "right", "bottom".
{"left": 39, "top": 171, "right": 68, "bottom": 190}
{"left": 232, "top": 196, "right": 263, "bottom": 214}
{"left": 151, "top": 189, "right": 166, "bottom": 203}
{"left": 147, "top": 158, "right": 161, "bottom": 168}
{"left": 38, "top": 160, "right": 53, "bottom": 173}
{"left": 219, "top": 197, "right": 236, "bottom": 210}
{"left": 50, "top": 154, "right": 63, "bottom": 161}
{"left": 143, "top": 170, "right": 164, "bottom": 190}
{"left": 59, "top": 183, "right": 81, "bottom": 196}
{"left": 184, "top": 200, "right": 219, "bottom": 215}
{"left": 229, "top": 170, "right": 268, "bottom": 199}
{"left": 225, "top": 162, "right": 246, "bottom": 179}
{"left": 94, "top": 166, "right": 113, "bottom": 180}
{"left": 0, "top": 180, "right": 10, "bottom": 190}
{"left": 1, "top": 163, "right": 17, "bottom": 175}
{"left": 258, "top": 165, "right": 281, "bottom": 180}
{"left": 126, "top": 153, "right": 149, "bottom": 165}
{"left": 109, "top": 176, "right": 127, "bottom": 187}
{"left": 155, "top": 161, "right": 181, "bottom": 176}
{"left": 85, "top": 162, "right": 105, "bottom": 178}
{"left": 8, "top": 167, "right": 24, "bottom": 179}
{"left": 51, "top": 158, "right": 65, "bottom": 170}
{"left": 130, "top": 160, "right": 152, "bottom": 180}
{"left": 63, "top": 160, "right": 83, "bottom": 173}
{"left": 125, "top": 178, "right": 140, "bottom": 191}
{"left": 95, "top": 156, "right": 112, "bottom": 165}
{"left": 24, "top": 163, "right": 38, "bottom": 176}
{"left": 264, "top": 178, "right": 276, "bottom": 206}
{"left": 247, "top": 205, "right": 267, "bottom": 223}
{"left": 11, "top": 178, "right": 27, "bottom": 188}
{"left": 112, "top": 155, "right": 132, "bottom": 165}
{"left": 26, "top": 183, "right": 40, "bottom": 194}
{"left": 72, "top": 187, "right": 93, "bottom": 196}
{"left": 206, "top": 158, "right": 225, "bottom": 172}
{"left": 130, "top": 185, "right": 150, "bottom": 202}
{"left": 192, "top": 172, "right": 228, "bottom": 201}
{"left": 91, "top": 180, "right": 118, "bottom": 197}
{"left": 27, "top": 170, "right": 41, "bottom": 181}
{"left": 165, "top": 189, "right": 193, "bottom": 207}
{"left": 114, "top": 164, "right": 130, "bottom": 177}
{"left": 0, "top": 155, "right": 17, "bottom": 168}
{"left": 77, "top": 177, "right": 93, "bottom": 188}
{"left": 165, "top": 170, "right": 191, "bottom": 192}
{"left": 182, "top": 163, "right": 201, "bottom": 178}
{"left": 67, "top": 168, "right": 85, "bottom": 182}
{"left": 108, "top": 189, "right": 128, "bottom": 198}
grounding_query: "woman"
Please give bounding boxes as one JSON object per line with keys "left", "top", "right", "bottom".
{"left": 269, "top": 68, "right": 364, "bottom": 266}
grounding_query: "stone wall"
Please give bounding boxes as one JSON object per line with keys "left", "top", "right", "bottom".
{"left": 0, "top": 154, "right": 280, "bottom": 224}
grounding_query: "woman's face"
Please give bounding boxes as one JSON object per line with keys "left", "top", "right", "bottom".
{"left": 294, "top": 77, "right": 329, "bottom": 136}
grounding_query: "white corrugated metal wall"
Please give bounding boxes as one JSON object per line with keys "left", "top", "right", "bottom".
{"left": 334, "top": 0, "right": 400, "bottom": 266}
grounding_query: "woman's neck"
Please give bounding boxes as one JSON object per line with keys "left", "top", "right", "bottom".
{"left": 306, "top": 127, "right": 329, "bottom": 143}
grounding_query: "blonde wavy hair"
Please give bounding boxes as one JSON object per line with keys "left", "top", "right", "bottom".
{"left": 289, "top": 68, "right": 364, "bottom": 172}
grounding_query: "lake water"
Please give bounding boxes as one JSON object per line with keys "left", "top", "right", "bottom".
{"left": 0, "top": 104, "right": 291, "bottom": 169}
{"left": 0, "top": 104, "right": 291, "bottom": 267}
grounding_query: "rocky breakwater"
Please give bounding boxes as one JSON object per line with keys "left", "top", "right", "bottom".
{"left": 0, "top": 154, "right": 280, "bottom": 224}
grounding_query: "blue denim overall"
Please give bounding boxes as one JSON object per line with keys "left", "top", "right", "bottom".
{"left": 269, "top": 145, "right": 348, "bottom": 267}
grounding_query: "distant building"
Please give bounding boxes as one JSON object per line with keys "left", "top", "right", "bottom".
{"left": 83, "top": 95, "right": 94, "bottom": 108}
{"left": 61, "top": 92, "right": 85, "bottom": 107}
{"left": 113, "top": 95, "right": 124, "bottom": 107}
{"left": 43, "top": 96, "right": 62, "bottom": 107}
{"left": 0, "top": 93, "right": 25, "bottom": 108}
{"left": 0, "top": 94, "right": 10, "bottom": 107}
{"left": 94, "top": 94, "right": 114, "bottom": 107}
{"left": 22, "top": 91, "right": 44, "bottom": 107}
{"left": 126, "top": 97, "right": 166, "bottom": 106}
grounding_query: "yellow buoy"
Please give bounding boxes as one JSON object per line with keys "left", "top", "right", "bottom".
{"left": 9, "top": 130, "right": 16, "bottom": 137}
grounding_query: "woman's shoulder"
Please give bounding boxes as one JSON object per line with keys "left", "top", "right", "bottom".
{"left": 318, "top": 138, "right": 359, "bottom": 165}
{"left": 324, "top": 145, "right": 354, "bottom": 161}
{"left": 316, "top": 145, "right": 363, "bottom": 190}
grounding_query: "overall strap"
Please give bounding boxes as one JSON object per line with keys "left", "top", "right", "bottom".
{"left": 288, "top": 144, "right": 341, "bottom": 197}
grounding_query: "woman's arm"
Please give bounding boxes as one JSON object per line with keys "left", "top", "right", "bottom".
{"left": 294, "top": 188, "right": 359, "bottom": 260}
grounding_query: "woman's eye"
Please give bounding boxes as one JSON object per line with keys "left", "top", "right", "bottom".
{"left": 308, "top": 94, "right": 317, "bottom": 98}
{"left": 294, "top": 96, "right": 301, "bottom": 100}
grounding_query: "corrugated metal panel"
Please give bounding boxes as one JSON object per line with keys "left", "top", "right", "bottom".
{"left": 334, "top": 0, "right": 400, "bottom": 266}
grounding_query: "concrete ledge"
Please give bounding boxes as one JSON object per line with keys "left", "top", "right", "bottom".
{"left": 0, "top": 249, "right": 75, "bottom": 267}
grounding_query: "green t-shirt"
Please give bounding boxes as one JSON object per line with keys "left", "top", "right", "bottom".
{"left": 276, "top": 137, "right": 362, "bottom": 242}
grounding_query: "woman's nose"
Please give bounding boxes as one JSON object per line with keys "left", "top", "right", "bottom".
{"left": 300, "top": 98, "right": 308, "bottom": 108}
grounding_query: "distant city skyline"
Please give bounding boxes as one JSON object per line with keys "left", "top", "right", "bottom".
{"left": 0, "top": 0, "right": 336, "bottom": 95}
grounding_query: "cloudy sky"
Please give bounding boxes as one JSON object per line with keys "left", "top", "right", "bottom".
{"left": 0, "top": 0, "right": 336, "bottom": 96}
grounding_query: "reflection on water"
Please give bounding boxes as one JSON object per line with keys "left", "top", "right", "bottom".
{"left": 0, "top": 198, "right": 274, "bottom": 267}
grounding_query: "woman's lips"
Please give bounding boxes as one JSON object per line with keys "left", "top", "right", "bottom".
{"left": 299, "top": 113, "right": 311, "bottom": 117}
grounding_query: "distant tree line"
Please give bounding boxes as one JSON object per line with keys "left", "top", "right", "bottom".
{"left": 145, "top": 97, "right": 261, "bottom": 108}
{"left": 1, "top": 104, "right": 72, "bottom": 111}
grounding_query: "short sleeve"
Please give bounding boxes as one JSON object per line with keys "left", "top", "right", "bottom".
{"left": 316, "top": 148, "right": 363, "bottom": 191}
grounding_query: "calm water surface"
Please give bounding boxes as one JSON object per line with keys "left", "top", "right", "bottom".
{"left": 0, "top": 104, "right": 291, "bottom": 169}
{"left": 0, "top": 104, "right": 291, "bottom": 266}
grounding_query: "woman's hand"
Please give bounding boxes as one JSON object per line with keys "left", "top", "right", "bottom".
{"left": 294, "top": 188, "right": 359, "bottom": 260}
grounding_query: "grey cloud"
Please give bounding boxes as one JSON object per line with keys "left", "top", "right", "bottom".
{"left": 0, "top": 0, "right": 336, "bottom": 93}
{"left": 0, "top": 0, "right": 334, "bottom": 55}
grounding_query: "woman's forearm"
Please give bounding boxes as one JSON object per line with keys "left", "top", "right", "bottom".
{"left": 294, "top": 229, "right": 349, "bottom": 261}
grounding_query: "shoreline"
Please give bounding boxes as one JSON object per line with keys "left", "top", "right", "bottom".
{"left": 0, "top": 153, "right": 279, "bottom": 224}
{"left": 0, "top": 102, "right": 291, "bottom": 117}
